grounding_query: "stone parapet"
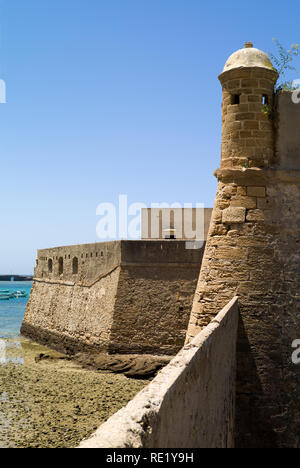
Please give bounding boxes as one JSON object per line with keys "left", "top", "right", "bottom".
{"left": 79, "top": 297, "right": 239, "bottom": 449}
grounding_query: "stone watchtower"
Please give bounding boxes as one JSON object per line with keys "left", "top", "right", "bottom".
{"left": 219, "top": 41, "right": 277, "bottom": 169}
{"left": 186, "top": 43, "right": 300, "bottom": 447}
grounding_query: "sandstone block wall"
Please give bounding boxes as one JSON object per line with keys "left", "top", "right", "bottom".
{"left": 186, "top": 88, "right": 300, "bottom": 447}
{"left": 22, "top": 241, "right": 204, "bottom": 356}
{"left": 219, "top": 67, "right": 276, "bottom": 169}
{"left": 79, "top": 297, "right": 239, "bottom": 449}
{"left": 275, "top": 90, "right": 300, "bottom": 170}
{"left": 34, "top": 241, "right": 121, "bottom": 284}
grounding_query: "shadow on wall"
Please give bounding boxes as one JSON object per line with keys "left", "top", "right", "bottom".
{"left": 78, "top": 297, "right": 239, "bottom": 449}
{"left": 235, "top": 316, "right": 278, "bottom": 448}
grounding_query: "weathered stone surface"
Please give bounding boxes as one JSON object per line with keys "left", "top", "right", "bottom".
{"left": 22, "top": 241, "right": 204, "bottom": 356}
{"left": 20, "top": 43, "right": 300, "bottom": 450}
{"left": 230, "top": 196, "right": 257, "bottom": 209}
{"left": 187, "top": 50, "right": 300, "bottom": 449}
{"left": 79, "top": 298, "right": 239, "bottom": 449}
{"left": 222, "top": 207, "right": 246, "bottom": 224}
{"left": 246, "top": 209, "right": 265, "bottom": 222}
{"left": 74, "top": 353, "right": 172, "bottom": 378}
{"left": 247, "top": 186, "right": 266, "bottom": 197}
{"left": 219, "top": 50, "right": 277, "bottom": 170}
{"left": 275, "top": 91, "right": 300, "bottom": 170}
{"left": 187, "top": 177, "right": 300, "bottom": 448}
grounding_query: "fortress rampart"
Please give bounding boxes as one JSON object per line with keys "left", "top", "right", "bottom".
{"left": 22, "top": 240, "right": 204, "bottom": 356}
{"left": 22, "top": 42, "right": 300, "bottom": 448}
{"left": 186, "top": 45, "right": 300, "bottom": 448}
{"left": 79, "top": 298, "right": 239, "bottom": 449}
{"left": 34, "top": 241, "right": 121, "bottom": 284}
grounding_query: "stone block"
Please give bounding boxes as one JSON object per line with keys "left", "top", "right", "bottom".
{"left": 237, "top": 186, "right": 247, "bottom": 196}
{"left": 241, "top": 79, "right": 259, "bottom": 88}
{"left": 222, "top": 207, "right": 246, "bottom": 224}
{"left": 257, "top": 198, "right": 269, "bottom": 210}
{"left": 227, "top": 79, "right": 241, "bottom": 89}
{"left": 231, "top": 196, "right": 257, "bottom": 209}
{"left": 236, "top": 112, "right": 256, "bottom": 121}
{"left": 259, "top": 79, "right": 272, "bottom": 89}
{"left": 247, "top": 186, "right": 266, "bottom": 197}
{"left": 248, "top": 103, "right": 263, "bottom": 112}
{"left": 246, "top": 209, "right": 265, "bottom": 222}
{"left": 240, "top": 130, "right": 253, "bottom": 138}
{"left": 248, "top": 95, "right": 260, "bottom": 102}
{"left": 211, "top": 224, "right": 228, "bottom": 236}
{"left": 243, "top": 121, "right": 259, "bottom": 130}
{"left": 215, "top": 246, "right": 247, "bottom": 259}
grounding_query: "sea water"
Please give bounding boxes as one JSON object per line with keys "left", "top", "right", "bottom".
{"left": 0, "top": 282, "right": 32, "bottom": 339}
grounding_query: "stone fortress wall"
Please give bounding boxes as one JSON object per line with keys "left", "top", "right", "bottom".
{"left": 79, "top": 298, "right": 239, "bottom": 449}
{"left": 22, "top": 42, "right": 300, "bottom": 448}
{"left": 22, "top": 240, "right": 205, "bottom": 356}
{"left": 79, "top": 47, "right": 300, "bottom": 450}
{"left": 275, "top": 90, "right": 300, "bottom": 170}
{"left": 186, "top": 44, "right": 300, "bottom": 448}
{"left": 34, "top": 241, "right": 121, "bottom": 284}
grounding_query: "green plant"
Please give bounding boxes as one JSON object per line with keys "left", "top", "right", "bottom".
{"left": 269, "top": 39, "right": 299, "bottom": 90}
{"left": 261, "top": 103, "right": 276, "bottom": 121}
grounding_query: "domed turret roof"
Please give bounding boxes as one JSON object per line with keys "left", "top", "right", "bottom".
{"left": 222, "top": 42, "right": 276, "bottom": 73}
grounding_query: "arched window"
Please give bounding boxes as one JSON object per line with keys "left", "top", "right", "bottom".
{"left": 72, "top": 257, "right": 78, "bottom": 275}
{"left": 48, "top": 259, "right": 53, "bottom": 273}
{"left": 58, "top": 257, "right": 64, "bottom": 275}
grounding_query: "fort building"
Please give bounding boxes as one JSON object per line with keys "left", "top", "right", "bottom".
{"left": 186, "top": 42, "right": 300, "bottom": 448}
{"left": 141, "top": 207, "right": 213, "bottom": 240}
{"left": 22, "top": 43, "right": 300, "bottom": 448}
{"left": 21, "top": 237, "right": 207, "bottom": 357}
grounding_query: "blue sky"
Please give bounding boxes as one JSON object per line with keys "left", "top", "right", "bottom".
{"left": 0, "top": 0, "right": 299, "bottom": 274}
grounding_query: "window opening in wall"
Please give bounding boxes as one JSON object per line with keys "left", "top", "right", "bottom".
{"left": 48, "top": 259, "right": 53, "bottom": 273}
{"left": 58, "top": 257, "right": 64, "bottom": 275}
{"left": 262, "top": 95, "right": 269, "bottom": 105}
{"left": 72, "top": 257, "right": 78, "bottom": 275}
{"left": 231, "top": 94, "right": 240, "bottom": 105}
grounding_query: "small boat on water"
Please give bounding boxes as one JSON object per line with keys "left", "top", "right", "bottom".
{"left": 13, "top": 291, "right": 28, "bottom": 298}
{"left": 0, "top": 294, "right": 13, "bottom": 300}
{"left": 0, "top": 290, "right": 28, "bottom": 300}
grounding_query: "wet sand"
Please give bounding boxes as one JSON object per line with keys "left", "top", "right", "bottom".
{"left": 0, "top": 338, "right": 148, "bottom": 448}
